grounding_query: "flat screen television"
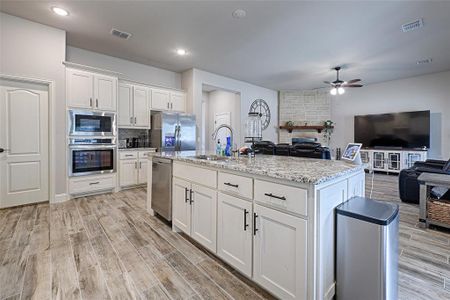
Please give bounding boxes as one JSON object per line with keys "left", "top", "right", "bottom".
{"left": 354, "top": 110, "right": 430, "bottom": 149}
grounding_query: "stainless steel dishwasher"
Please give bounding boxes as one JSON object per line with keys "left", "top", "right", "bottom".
{"left": 151, "top": 157, "right": 172, "bottom": 221}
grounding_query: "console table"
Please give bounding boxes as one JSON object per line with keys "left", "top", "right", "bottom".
{"left": 360, "top": 149, "right": 427, "bottom": 174}
{"left": 418, "top": 173, "right": 450, "bottom": 229}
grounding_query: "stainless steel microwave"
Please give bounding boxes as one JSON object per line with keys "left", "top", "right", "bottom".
{"left": 68, "top": 110, "right": 116, "bottom": 137}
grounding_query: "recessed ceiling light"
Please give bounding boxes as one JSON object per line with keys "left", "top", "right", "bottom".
{"left": 51, "top": 7, "right": 69, "bottom": 16}
{"left": 232, "top": 9, "right": 247, "bottom": 19}
{"left": 176, "top": 49, "right": 187, "bottom": 56}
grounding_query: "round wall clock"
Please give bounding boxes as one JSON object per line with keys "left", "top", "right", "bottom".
{"left": 249, "top": 99, "right": 271, "bottom": 130}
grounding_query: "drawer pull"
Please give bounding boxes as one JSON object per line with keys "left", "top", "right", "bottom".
{"left": 125, "top": 154, "right": 133, "bottom": 157}
{"left": 253, "top": 213, "right": 258, "bottom": 235}
{"left": 184, "top": 187, "right": 189, "bottom": 203}
{"left": 224, "top": 182, "right": 239, "bottom": 188}
{"left": 189, "top": 189, "right": 194, "bottom": 204}
{"left": 264, "top": 193, "right": 286, "bottom": 201}
{"left": 243, "top": 209, "right": 249, "bottom": 231}
{"left": 89, "top": 181, "right": 100, "bottom": 185}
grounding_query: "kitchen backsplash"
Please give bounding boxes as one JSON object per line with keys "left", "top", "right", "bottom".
{"left": 118, "top": 128, "right": 151, "bottom": 148}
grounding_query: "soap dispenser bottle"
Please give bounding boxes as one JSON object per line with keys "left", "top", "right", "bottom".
{"left": 216, "top": 139, "right": 221, "bottom": 155}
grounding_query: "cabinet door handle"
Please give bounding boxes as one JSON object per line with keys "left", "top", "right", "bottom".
{"left": 264, "top": 193, "right": 286, "bottom": 201}
{"left": 90, "top": 98, "right": 93, "bottom": 107}
{"left": 171, "top": 102, "right": 173, "bottom": 109}
{"left": 244, "top": 209, "right": 249, "bottom": 231}
{"left": 134, "top": 117, "right": 137, "bottom": 124}
{"left": 253, "top": 213, "right": 258, "bottom": 235}
{"left": 184, "top": 187, "right": 189, "bottom": 203}
{"left": 89, "top": 181, "right": 100, "bottom": 185}
{"left": 139, "top": 162, "right": 142, "bottom": 169}
{"left": 189, "top": 189, "right": 194, "bottom": 204}
{"left": 135, "top": 162, "right": 137, "bottom": 169}
{"left": 130, "top": 117, "right": 134, "bottom": 124}
{"left": 167, "top": 102, "right": 170, "bottom": 109}
{"left": 224, "top": 182, "right": 239, "bottom": 188}
{"left": 96, "top": 99, "right": 99, "bottom": 108}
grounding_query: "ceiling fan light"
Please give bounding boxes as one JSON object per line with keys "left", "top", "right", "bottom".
{"left": 338, "top": 87, "right": 345, "bottom": 95}
{"left": 330, "top": 88, "right": 337, "bottom": 95}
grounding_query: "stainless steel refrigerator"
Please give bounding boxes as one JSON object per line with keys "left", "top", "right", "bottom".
{"left": 151, "top": 112, "right": 196, "bottom": 151}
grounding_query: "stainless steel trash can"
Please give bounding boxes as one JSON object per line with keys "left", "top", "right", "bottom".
{"left": 336, "top": 197, "right": 399, "bottom": 300}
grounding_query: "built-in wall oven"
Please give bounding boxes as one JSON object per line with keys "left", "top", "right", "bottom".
{"left": 68, "top": 110, "right": 116, "bottom": 136}
{"left": 68, "top": 138, "right": 116, "bottom": 177}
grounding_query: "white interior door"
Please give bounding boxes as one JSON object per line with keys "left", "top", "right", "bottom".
{"left": 0, "top": 82, "right": 49, "bottom": 208}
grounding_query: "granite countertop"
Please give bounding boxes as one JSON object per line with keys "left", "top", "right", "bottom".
{"left": 151, "top": 151, "right": 364, "bottom": 185}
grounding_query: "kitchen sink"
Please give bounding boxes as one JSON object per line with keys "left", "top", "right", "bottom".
{"left": 194, "top": 155, "right": 231, "bottom": 161}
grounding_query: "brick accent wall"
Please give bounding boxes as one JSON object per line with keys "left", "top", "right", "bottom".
{"left": 279, "top": 90, "right": 331, "bottom": 144}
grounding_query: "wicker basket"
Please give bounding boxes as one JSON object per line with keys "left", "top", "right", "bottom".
{"left": 427, "top": 198, "right": 450, "bottom": 225}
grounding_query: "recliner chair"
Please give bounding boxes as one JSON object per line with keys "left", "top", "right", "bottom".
{"left": 290, "top": 142, "right": 331, "bottom": 160}
{"left": 399, "top": 159, "right": 450, "bottom": 204}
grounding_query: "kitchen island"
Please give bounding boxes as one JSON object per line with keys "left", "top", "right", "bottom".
{"left": 147, "top": 152, "right": 365, "bottom": 300}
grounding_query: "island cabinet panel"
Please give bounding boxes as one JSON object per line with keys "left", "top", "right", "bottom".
{"left": 173, "top": 163, "right": 217, "bottom": 188}
{"left": 254, "top": 180, "right": 308, "bottom": 217}
{"left": 218, "top": 172, "right": 253, "bottom": 200}
{"left": 217, "top": 192, "right": 253, "bottom": 277}
{"left": 172, "top": 177, "right": 191, "bottom": 234}
{"left": 316, "top": 180, "right": 348, "bottom": 300}
{"left": 191, "top": 184, "right": 217, "bottom": 252}
{"left": 253, "top": 203, "right": 307, "bottom": 300}
{"left": 347, "top": 172, "right": 366, "bottom": 198}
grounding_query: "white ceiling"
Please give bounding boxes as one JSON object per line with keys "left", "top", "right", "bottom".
{"left": 1, "top": 1, "right": 450, "bottom": 90}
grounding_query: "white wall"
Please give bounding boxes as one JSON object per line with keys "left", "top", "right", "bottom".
{"left": 67, "top": 46, "right": 181, "bottom": 89}
{"left": 331, "top": 70, "right": 450, "bottom": 159}
{"left": 0, "top": 13, "right": 67, "bottom": 195}
{"left": 183, "top": 68, "right": 278, "bottom": 149}
{"left": 205, "top": 90, "right": 241, "bottom": 151}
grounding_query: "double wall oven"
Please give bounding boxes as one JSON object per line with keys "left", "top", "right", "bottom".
{"left": 68, "top": 110, "right": 117, "bottom": 177}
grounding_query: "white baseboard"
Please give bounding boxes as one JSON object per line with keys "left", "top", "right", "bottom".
{"left": 52, "top": 193, "right": 69, "bottom": 203}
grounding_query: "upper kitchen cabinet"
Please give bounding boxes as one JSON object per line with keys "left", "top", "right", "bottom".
{"left": 151, "top": 88, "right": 186, "bottom": 112}
{"left": 118, "top": 82, "right": 150, "bottom": 128}
{"left": 151, "top": 88, "right": 170, "bottom": 111}
{"left": 170, "top": 91, "right": 186, "bottom": 112}
{"left": 66, "top": 68, "right": 117, "bottom": 111}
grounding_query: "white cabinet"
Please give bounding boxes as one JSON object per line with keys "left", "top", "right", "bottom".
{"left": 69, "top": 174, "right": 116, "bottom": 196}
{"left": 360, "top": 149, "right": 427, "bottom": 173}
{"left": 172, "top": 178, "right": 217, "bottom": 252}
{"left": 151, "top": 88, "right": 186, "bottom": 112}
{"left": 190, "top": 183, "right": 217, "bottom": 252}
{"left": 119, "top": 151, "right": 149, "bottom": 187}
{"left": 66, "top": 69, "right": 93, "bottom": 109}
{"left": 253, "top": 203, "right": 307, "bottom": 300}
{"left": 119, "top": 159, "right": 138, "bottom": 187}
{"left": 138, "top": 160, "right": 148, "bottom": 184}
{"left": 66, "top": 68, "right": 117, "bottom": 111}
{"left": 118, "top": 82, "right": 150, "bottom": 128}
{"left": 173, "top": 177, "right": 191, "bottom": 234}
{"left": 217, "top": 192, "right": 253, "bottom": 277}
{"left": 170, "top": 91, "right": 186, "bottom": 112}
{"left": 151, "top": 89, "right": 171, "bottom": 111}
{"left": 94, "top": 74, "right": 117, "bottom": 111}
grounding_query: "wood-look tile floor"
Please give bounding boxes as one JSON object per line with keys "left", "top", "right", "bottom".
{"left": 0, "top": 174, "right": 449, "bottom": 299}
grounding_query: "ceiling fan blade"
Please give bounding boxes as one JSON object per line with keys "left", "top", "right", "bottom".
{"left": 346, "top": 79, "right": 361, "bottom": 84}
{"left": 343, "top": 84, "right": 363, "bottom": 88}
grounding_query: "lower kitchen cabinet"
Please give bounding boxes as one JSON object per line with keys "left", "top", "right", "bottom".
{"left": 217, "top": 192, "right": 253, "bottom": 277}
{"left": 191, "top": 184, "right": 217, "bottom": 252}
{"left": 119, "top": 159, "right": 138, "bottom": 187}
{"left": 119, "top": 151, "right": 149, "bottom": 187}
{"left": 172, "top": 178, "right": 218, "bottom": 252}
{"left": 172, "top": 177, "right": 191, "bottom": 234}
{"left": 253, "top": 203, "right": 308, "bottom": 300}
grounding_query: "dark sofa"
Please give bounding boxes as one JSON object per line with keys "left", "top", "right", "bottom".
{"left": 252, "top": 141, "right": 331, "bottom": 160}
{"left": 399, "top": 159, "right": 450, "bottom": 204}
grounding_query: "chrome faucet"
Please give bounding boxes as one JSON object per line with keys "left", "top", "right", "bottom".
{"left": 212, "top": 124, "right": 234, "bottom": 152}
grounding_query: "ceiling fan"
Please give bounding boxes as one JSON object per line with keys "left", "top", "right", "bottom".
{"left": 324, "top": 66, "right": 363, "bottom": 95}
